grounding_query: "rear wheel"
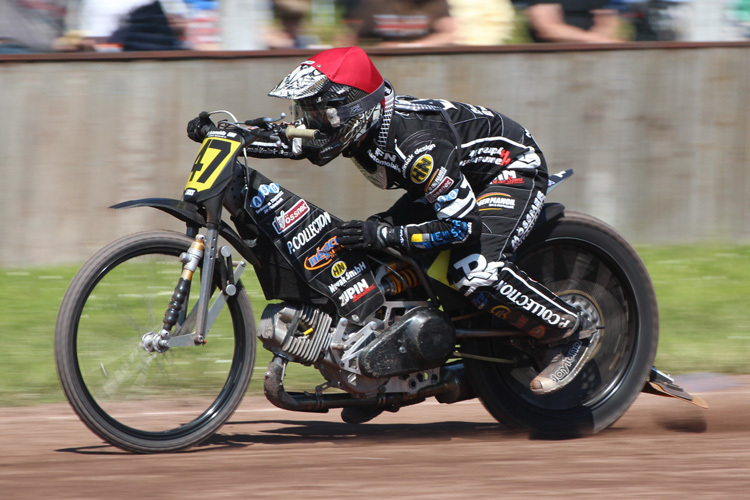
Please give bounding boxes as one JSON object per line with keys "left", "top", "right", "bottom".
{"left": 55, "top": 231, "right": 256, "bottom": 452}
{"left": 464, "top": 211, "right": 658, "bottom": 438}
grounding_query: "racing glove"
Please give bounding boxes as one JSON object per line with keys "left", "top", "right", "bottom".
{"left": 243, "top": 122, "right": 305, "bottom": 159}
{"left": 186, "top": 113, "right": 214, "bottom": 143}
{"left": 333, "top": 220, "right": 402, "bottom": 252}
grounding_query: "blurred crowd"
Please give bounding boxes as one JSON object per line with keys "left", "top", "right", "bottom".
{"left": 1, "top": 0, "right": 749, "bottom": 53}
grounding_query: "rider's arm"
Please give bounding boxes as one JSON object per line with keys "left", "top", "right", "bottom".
{"left": 525, "top": 2, "right": 622, "bottom": 43}
{"left": 389, "top": 131, "right": 481, "bottom": 253}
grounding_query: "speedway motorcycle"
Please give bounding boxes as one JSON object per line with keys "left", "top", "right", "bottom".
{"left": 55, "top": 111, "right": 704, "bottom": 453}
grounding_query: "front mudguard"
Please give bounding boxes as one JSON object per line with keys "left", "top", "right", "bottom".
{"left": 111, "top": 197, "right": 260, "bottom": 268}
{"left": 111, "top": 197, "right": 207, "bottom": 228}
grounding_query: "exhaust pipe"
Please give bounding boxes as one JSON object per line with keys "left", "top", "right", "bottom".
{"left": 263, "top": 356, "right": 475, "bottom": 413}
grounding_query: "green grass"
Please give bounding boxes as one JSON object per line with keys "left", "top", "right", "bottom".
{"left": 638, "top": 245, "right": 750, "bottom": 374}
{"left": 0, "top": 264, "right": 325, "bottom": 407}
{"left": 1, "top": 244, "right": 748, "bottom": 407}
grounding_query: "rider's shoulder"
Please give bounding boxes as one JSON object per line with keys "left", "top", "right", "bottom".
{"left": 394, "top": 95, "right": 457, "bottom": 113}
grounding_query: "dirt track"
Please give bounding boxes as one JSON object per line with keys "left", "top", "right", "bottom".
{"left": 2, "top": 374, "right": 749, "bottom": 499}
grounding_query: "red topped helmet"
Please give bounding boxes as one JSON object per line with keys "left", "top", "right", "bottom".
{"left": 269, "top": 46, "right": 386, "bottom": 165}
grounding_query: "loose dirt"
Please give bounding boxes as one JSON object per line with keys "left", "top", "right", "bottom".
{"left": 2, "top": 375, "right": 748, "bottom": 499}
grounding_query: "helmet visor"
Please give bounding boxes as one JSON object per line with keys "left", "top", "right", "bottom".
{"left": 291, "top": 81, "right": 386, "bottom": 137}
{"left": 291, "top": 100, "right": 343, "bottom": 133}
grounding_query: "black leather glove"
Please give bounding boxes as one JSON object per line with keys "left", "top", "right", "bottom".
{"left": 333, "top": 220, "right": 400, "bottom": 251}
{"left": 186, "top": 112, "right": 214, "bottom": 143}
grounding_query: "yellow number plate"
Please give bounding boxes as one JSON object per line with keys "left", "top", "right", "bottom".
{"left": 185, "top": 137, "right": 241, "bottom": 192}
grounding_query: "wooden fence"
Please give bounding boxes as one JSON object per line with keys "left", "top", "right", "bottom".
{"left": 1, "top": 43, "right": 748, "bottom": 266}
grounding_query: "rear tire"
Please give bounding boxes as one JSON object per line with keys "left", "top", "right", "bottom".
{"left": 464, "top": 211, "right": 658, "bottom": 438}
{"left": 55, "top": 231, "right": 256, "bottom": 453}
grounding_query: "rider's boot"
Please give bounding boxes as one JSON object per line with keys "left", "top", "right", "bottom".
{"left": 529, "top": 315, "right": 600, "bottom": 395}
{"left": 478, "top": 283, "right": 600, "bottom": 395}
{"left": 452, "top": 258, "right": 600, "bottom": 396}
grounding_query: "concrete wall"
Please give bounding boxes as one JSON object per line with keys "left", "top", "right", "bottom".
{"left": 1, "top": 44, "right": 749, "bottom": 267}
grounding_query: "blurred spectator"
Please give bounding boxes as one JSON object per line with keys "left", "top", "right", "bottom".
{"left": 182, "top": 0, "right": 221, "bottom": 49}
{"left": 448, "top": 0, "right": 516, "bottom": 44}
{"left": 267, "top": 0, "right": 319, "bottom": 48}
{"left": 525, "top": 0, "right": 624, "bottom": 42}
{"left": 79, "top": 0, "right": 154, "bottom": 44}
{"left": 612, "top": 0, "right": 687, "bottom": 40}
{"left": 0, "top": 0, "right": 85, "bottom": 53}
{"left": 108, "top": 1, "right": 188, "bottom": 50}
{"left": 727, "top": 0, "right": 750, "bottom": 37}
{"left": 339, "top": 0, "right": 456, "bottom": 47}
{"left": 678, "top": 0, "right": 750, "bottom": 41}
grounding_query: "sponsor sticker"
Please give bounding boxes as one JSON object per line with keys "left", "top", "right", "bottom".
{"left": 410, "top": 154, "right": 433, "bottom": 184}
{"left": 328, "top": 261, "right": 367, "bottom": 294}
{"left": 491, "top": 171, "right": 524, "bottom": 186}
{"left": 511, "top": 191, "right": 545, "bottom": 250}
{"left": 432, "top": 188, "right": 458, "bottom": 211}
{"left": 339, "top": 278, "right": 376, "bottom": 307}
{"left": 331, "top": 261, "right": 347, "bottom": 278}
{"left": 251, "top": 183, "right": 281, "bottom": 209}
{"left": 477, "top": 193, "right": 516, "bottom": 211}
{"left": 490, "top": 305, "right": 510, "bottom": 319}
{"left": 272, "top": 199, "right": 310, "bottom": 234}
{"left": 286, "top": 212, "right": 332, "bottom": 255}
{"left": 303, "top": 237, "right": 339, "bottom": 270}
{"left": 425, "top": 176, "right": 455, "bottom": 203}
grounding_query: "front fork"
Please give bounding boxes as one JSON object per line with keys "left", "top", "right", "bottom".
{"left": 141, "top": 226, "right": 246, "bottom": 353}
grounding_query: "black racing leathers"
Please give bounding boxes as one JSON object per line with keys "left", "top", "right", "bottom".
{"left": 247, "top": 94, "right": 581, "bottom": 340}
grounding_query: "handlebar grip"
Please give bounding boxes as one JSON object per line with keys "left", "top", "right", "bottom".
{"left": 285, "top": 125, "right": 320, "bottom": 140}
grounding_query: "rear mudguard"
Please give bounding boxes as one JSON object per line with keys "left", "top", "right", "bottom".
{"left": 643, "top": 367, "right": 708, "bottom": 408}
{"left": 110, "top": 197, "right": 261, "bottom": 268}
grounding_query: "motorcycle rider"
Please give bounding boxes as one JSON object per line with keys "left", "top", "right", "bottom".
{"left": 187, "top": 46, "right": 599, "bottom": 402}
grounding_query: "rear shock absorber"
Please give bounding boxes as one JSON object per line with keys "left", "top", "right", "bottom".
{"left": 380, "top": 261, "right": 421, "bottom": 297}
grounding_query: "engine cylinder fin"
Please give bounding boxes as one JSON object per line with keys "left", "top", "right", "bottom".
{"left": 267, "top": 303, "right": 333, "bottom": 364}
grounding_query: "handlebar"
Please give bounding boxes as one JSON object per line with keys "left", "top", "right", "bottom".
{"left": 241, "top": 122, "right": 320, "bottom": 143}
{"left": 200, "top": 110, "right": 320, "bottom": 143}
{"left": 284, "top": 125, "right": 320, "bottom": 140}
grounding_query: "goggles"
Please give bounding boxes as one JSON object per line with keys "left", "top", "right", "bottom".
{"left": 291, "top": 82, "right": 385, "bottom": 133}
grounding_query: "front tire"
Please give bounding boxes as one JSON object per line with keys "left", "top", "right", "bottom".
{"left": 464, "top": 211, "right": 658, "bottom": 438}
{"left": 55, "top": 231, "right": 256, "bottom": 453}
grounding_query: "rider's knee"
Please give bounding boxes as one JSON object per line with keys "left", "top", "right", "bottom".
{"left": 447, "top": 252, "right": 505, "bottom": 294}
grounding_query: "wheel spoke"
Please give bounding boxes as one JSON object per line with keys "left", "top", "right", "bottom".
{"left": 55, "top": 232, "right": 255, "bottom": 452}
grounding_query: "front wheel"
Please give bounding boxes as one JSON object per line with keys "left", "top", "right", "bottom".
{"left": 464, "top": 211, "right": 658, "bottom": 438}
{"left": 55, "top": 231, "right": 256, "bottom": 453}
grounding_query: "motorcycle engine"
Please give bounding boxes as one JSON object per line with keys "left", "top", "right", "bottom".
{"left": 257, "top": 302, "right": 334, "bottom": 364}
{"left": 257, "top": 300, "right": 445, "bottom": 397}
